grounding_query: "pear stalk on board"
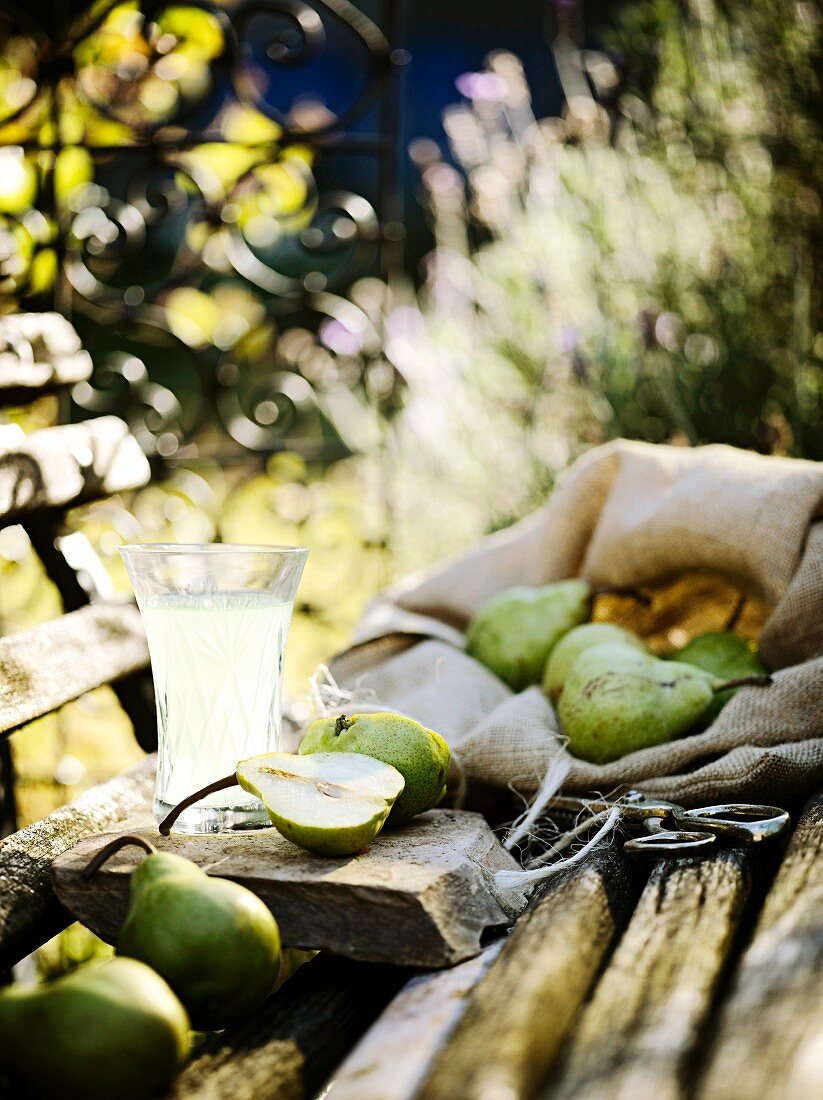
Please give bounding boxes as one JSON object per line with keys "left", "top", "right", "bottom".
{"left": 671, "top": 632, "right": 768, "bottom": 723}
{"left": 83, "top": 834, "right": 282, "bottom": 1031}
{"left": 558, "top": 642, "right": 772, "bottom": 764}
{"left": 160, "top": 751, "right": 406, "bottom": 857}
{"left": 0, "top": 957, "right": 189, "bottom": 1100}
{"left": 542, "top": 622, "right": 649, "bottom": 701}
{"left": 299, "top": 712, "right": 451, "bottom": 824}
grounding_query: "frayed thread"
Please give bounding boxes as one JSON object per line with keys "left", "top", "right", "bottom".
{"left": 493, "top": 805, "right": 622, "bottom": 894}
{"left": 504, "top": 756, "right": 571, "bottom": 851}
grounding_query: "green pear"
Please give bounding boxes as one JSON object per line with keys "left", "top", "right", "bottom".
{"left": 558, "top": 642, "right": 719, "bottom": 763}
{"left": 299, "top": 712, "right": 451, "bottom": 824}
{"left": 0, "top": 957, "right": 189, "bottom": 1100}
{"left": 237, "top": 751, "right": 405, "bottom": 857}
{"left": 672, "top": 632, "right": 768, "bottom": 722}
{"left": 112, "top": 847, "right": 281, "bottom": 1031}
{"left": 542, "top": 623, "right": 649, "bottom": 701}
{"left": 466, "top": 580, "right": 592, "bottom": 691}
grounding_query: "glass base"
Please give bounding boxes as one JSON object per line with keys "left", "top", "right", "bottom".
{"left": 154, "top": 798, "right": 273, "bottom": 834}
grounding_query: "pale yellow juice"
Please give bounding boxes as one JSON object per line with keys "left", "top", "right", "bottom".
{"left": 142, "top": 592, "right": 292, "bottom": 816}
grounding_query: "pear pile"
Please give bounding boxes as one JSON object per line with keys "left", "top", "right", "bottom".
{"left": 466, "top": 582, "right": 772, "bottom": 763}
{"left": 0, "top": 712, "right": 450, "bottom": 1097}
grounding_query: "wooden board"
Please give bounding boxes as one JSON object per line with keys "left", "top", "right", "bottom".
{"left": 0, "top": 758, "right": 156, "bottom": 971}
{"left": 380, "top": 843, "right": 642, "bottom": 1100}
{"left": 0, "top": 415, "right": 150, "bottom": 524}
{"left": 171, "top": 954, "right": 406, "bottom": 1100}
{"left": 546, "top": 847, "right": 754, "bottom": 1100}
{"left": 52, "top": 809, "right": 526, "bottom": 968}
{"left": 0, "top": 602, "right": 149, "bottom": 736}
{"left": 696, "top": 792, "right": 823, "bottom": 1100}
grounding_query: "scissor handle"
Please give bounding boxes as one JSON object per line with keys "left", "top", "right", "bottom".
{"left": 674, "top": 804, "right": 790, "bottom": 844}
{"left": 625, "top": 829, "right": 717, "bottom": 860}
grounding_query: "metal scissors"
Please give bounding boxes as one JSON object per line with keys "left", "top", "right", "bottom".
{"left": 546, "top": 790, "right": 791, "bottom": 860}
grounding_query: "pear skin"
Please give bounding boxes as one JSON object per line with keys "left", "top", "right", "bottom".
{"left": 0, "top": 957, "right": 189, "bottom": 1100}
{"left": 558, "top": 642, "right": 715, "bottom": 763}
{"left": 672, "top": 632, "right": 767, "bottom": 722}
{"left": 466, "top": 580, "right": 591, "bottom": 691}
{"left": 299, "top": 712, "right": 451, "bottom": 824}
{"left": 118, "top": 852, "right": 281, "bottom": 1031}
{"left": 543, "top": 622, "right": 649, "bottom": 700}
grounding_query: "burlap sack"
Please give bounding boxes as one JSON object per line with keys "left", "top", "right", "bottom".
{"left": 332, "top": 441, "right": 823, "bottom": 807}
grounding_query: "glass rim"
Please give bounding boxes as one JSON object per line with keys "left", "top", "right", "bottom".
{"left": 119, "top": 542, "right": 309, "bottom": 556}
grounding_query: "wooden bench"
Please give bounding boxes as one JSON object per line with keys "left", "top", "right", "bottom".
{"left": 2, "top": 317, "right": 822, "bottom": 1098}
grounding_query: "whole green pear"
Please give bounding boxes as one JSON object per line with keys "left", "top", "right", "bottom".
{"left": 465, "top": 580, "right": 592, "bottom": 691}
{"left": 0, "top": 957, "right": 189, "bottom": 1100}
{"left": 299, "top": 712, "right": 451, "bottom": 824}
{"left": 558, "top": 642, "right": 717, "bottom": 763}
{"left": 542, "top": 623, "right": 649, "bottom": 701}
{"left": 117, "top": 850, "right": 281, "bottom": 1030}
{"left": 672, "top": 632, "right": 767, "bottom": 722}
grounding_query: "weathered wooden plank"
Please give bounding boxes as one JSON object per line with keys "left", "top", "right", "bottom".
{"left": 0, "top": 312, "right": 92, "bottom": 403}
{"left": 323, "top": 943, "right": 505, "bottom": 1100}
{"left": 375, "top": 844, "right": 642, "bottom": 1100}
{"left": 545, "top": 847, "right": 754, "bottom": 1100}
{"left": 0, "top": 601, "right": 149, "bottom": 735}
{"left": 696, "top": 793, "right": 823, "bottom": 1100}
{"left": 0, "top": 416, "right": 149, "bottom": 524}
{"left": 0, "top": 758, "right": 155, "bottom": 970}
{"left": 170, "top": 955, "right": 406, "bottom": 1100}
{"left": 52, "top": 808, "right": 524, "bottom": 968}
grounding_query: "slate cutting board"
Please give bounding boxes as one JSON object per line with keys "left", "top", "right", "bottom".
{"left": 51, "top": 809, "right": 525, "bottom": 968}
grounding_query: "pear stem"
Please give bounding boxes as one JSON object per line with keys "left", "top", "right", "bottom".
{"left": 158, "top": 774, "right": 239, "bottom": 836}
{"left": 81, "top": 834, "right": 156, "bottom": 881}
{"left": 713, "top": 673, "right": 773, "bottom": 693}
{"left": 592, "top": 586, "right": 653, "bottom": 608}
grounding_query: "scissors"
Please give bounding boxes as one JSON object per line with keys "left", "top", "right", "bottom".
{"left": 546, "top": 790, "right": 790, "bottom": 860}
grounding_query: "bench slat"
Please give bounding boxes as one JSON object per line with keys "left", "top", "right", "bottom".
{"left": 0, "top": 758, "right": 154, "bottom": 971}
{"left": 0, "top": 416, "right": 150, "bottom": 525}
{"left": 0, "top": 313, "right": 92, "bottom": 404}
{"left": 546, "top": 847, "right": 754, "bottom": 1100}
{"left": 696, "top": 793, "right": 823, "bottom": 1100}
{"left": 172, "top": 955, "right": 406, "bottom": 1099}
{"left": 0, "top": 602, "right": 149, "bottom": 736}
{"left": 381, "top": 844, "right": 642, "bottom": 1100}
{"left": 322, "top": 943, "right": 505, "bottom": 1100}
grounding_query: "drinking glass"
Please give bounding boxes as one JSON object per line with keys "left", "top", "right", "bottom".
{"left": 121, "top": 543, "right": 308, "bottom": 833}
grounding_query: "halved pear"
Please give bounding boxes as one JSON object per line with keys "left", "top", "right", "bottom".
{"left": 236, "top": 752, "right": 405, "bottom": 857}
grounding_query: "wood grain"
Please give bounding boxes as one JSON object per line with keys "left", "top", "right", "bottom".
{"left": 0, "top": 602, "right": 149, "bottom": 735}
{"left": 170, "top": 954, "right": 407, "bottom": 1100}
{"left": 0, "top": 416, "right": 149, "bottom": 524}
{"left": 546, "top": 847, "right": 754, "bottom": 1100}
{"left": 52, "top": 809, "right": 525, "bottom": 968}
{"left": 323, "top": 943, "right": 505, "bottom": 1100}
{"left": 406, "top": 843, "right": 641, "bottom": 1100}
{"left": 696, "top": 793, "right": 823, "bottom": 1100}
{"left": 0, "top": 758, "right": 155, "bottom": 970}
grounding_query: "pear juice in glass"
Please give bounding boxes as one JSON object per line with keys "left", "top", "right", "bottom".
{"left": 121, "top": 544, "right": 308, "bottom": 833}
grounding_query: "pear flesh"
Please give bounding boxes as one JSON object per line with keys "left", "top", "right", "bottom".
{"left": 299, "top": 712, "right": 451, "bottom": 824}
{"left": 0, "top": 957, "right": 189, "bottom": 1100}
{"left": 237, "top": 751, "right": 405, "bottom": 857}
{"left": 117, "top": 850, "right": 281, "bottom": 1031}
{"left": 672, "top": 632, "right": 767, "bottom": 722}
{"left": 558, "top": 642, "right": 716, "bottom": 763}
{"left": 543, "top": 622, "right": 649, "bottom": 701}
{"left": 466, "top": 580, "right": 592, "bottom": 691}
